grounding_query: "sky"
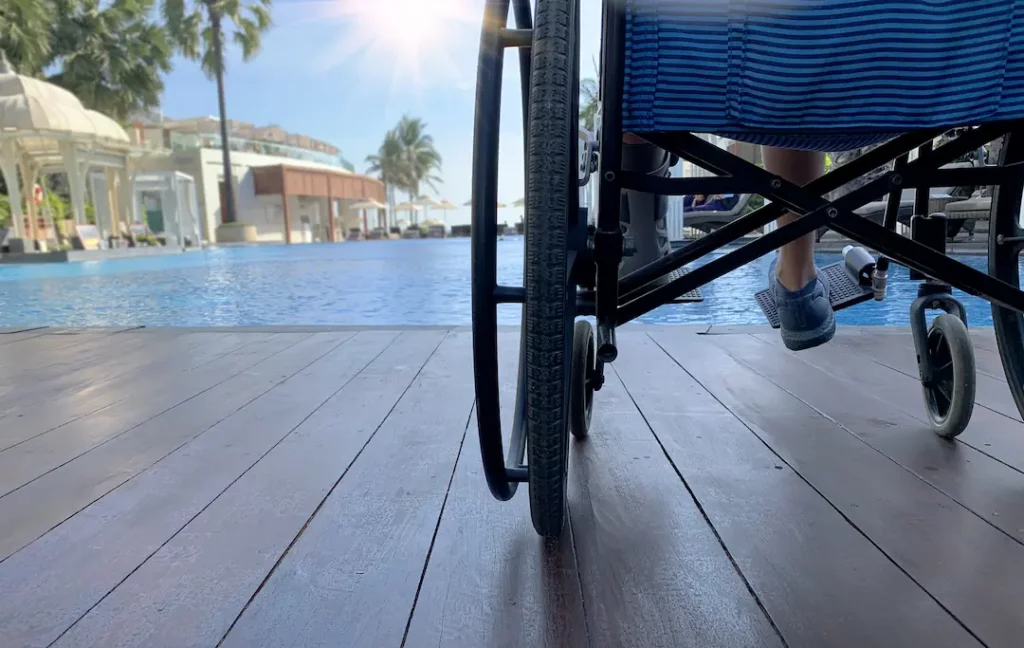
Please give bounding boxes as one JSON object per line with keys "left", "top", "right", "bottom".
{"left": 157, "top": 0, "right": 605, "bottom": 227}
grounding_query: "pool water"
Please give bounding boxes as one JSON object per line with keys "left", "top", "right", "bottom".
{"left": 0, "top": 239, "right": 1008, "bottom": 328}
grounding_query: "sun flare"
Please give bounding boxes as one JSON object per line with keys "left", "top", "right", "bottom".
{"left": 294, "top": 0, "right": 480, "bottom": 93}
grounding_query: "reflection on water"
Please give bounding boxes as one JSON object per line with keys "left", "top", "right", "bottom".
{"left": 0, "top": 239, "right": 1008, "bottom": 328}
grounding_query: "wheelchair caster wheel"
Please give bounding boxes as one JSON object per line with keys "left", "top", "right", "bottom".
{"left": 922, "top": 314, "right": 976, "bottom": 438}
{"left": 570, "top": 320, "right": 595, "bottom": 440}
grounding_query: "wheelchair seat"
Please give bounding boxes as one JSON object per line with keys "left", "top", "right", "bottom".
{"left": 623, "top": 0, "right": 1024, "bottom": 151}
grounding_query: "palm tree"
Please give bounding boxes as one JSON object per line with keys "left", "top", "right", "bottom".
{"left": 394, "top": 116, "right": 442, "bottom": 223}
{"left": 47, "top": 0, "right": 172, "bottom": 120}
{"left": 0, "top": 0, "right": 52, "bottom": 75}
{"left": 579, "top": 56, "right": 600, "bottom": 130}
{"left": 365, "top": 129, "right": 406, "bottom": 229}
{"left": 162, "top": 0, "right": 272, "bottom": 224}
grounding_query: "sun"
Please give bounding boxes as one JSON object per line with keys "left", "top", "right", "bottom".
{"left": 293, "top": 0, "right": 481, "bottom": 92}
{"left": 352, "top": 0, "right": 449, "bottom": 55}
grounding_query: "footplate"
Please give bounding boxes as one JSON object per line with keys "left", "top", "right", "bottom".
{"left": 669, "top": 267, "right": 704, "bottom": 303}
{"left": 755, "top": 261, "right": 874, "bottom": 329}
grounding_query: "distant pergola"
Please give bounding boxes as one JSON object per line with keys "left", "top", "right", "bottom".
{"left": 0, "top": 62, "right": 160, "bottom": 247}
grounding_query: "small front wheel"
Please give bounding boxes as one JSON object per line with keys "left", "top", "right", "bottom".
{"left": 570, "top": 320, "right": 595, "bottom": 440}
{"left": 922, "top": 313, "right": 976, "bottom": 438}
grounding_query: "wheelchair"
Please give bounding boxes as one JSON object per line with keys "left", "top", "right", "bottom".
{"left": 470, "top": 0, "right": 1024, "bottom": 538}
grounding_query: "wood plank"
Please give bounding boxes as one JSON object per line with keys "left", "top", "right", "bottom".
{"left": 0, "top": 331, "right": 416, "bottom": 648}
{"left": 567, "top": 333, "right": 785, "bottom": 648}
{"left": 831, "top": 332, "right": 1023, "bottom": 422}
{"left": 653, "top": 330, "right": 1024, "bottom": 646}
{"left": 0, "top": 330, "right": 232, "bottom": 408}
{"left": 709, "top": 332, "right": 1024, "bottom": 546}
{"left": 611, "top": 332, "right": 974, "bottom": 647}
{"left": 218, "top": 332, "right": 476, "bottom": 648}
{"left": 0, "top": 333, "right": 268, "bottom": 452}
{"left": 0, "top": 330, "right": 143, "bottom": 375}
{"left": 404, "top": 332, "right": 589, "bottom": 648}
{"left": 969, "top": 328, "right": 999, "bottom": 354}
{"left": 0, "top": 328, "right": 49, "bottom": 345}
{"left": 41, "top": 332, "right": 446, "bottom": 648}
{"left": 753, "top": 331, "right": 1024, "bottom": 488}
{"left": 0, "top": 332, "right": 319, "bottom": 499}
{"left": 0, "top": 333, "right": 344, "bottom": 558}
{"left": 0, "top": 332, "right": 267, "bottom": 421}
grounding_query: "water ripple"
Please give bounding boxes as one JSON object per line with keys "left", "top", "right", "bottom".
{"left": 0, "top": 239, "right": 1006, "bottom": 328}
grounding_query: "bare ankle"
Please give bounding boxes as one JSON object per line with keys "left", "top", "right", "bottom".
{"left": 775, "top": 262, "right": 817, "bottom": 291}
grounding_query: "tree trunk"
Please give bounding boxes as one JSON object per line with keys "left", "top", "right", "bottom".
{"left": 209, "top": 7, "right": 236, "bottom": 224}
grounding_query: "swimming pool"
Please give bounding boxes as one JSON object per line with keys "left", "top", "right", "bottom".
{"left": 0, "top": 240, "right": 1007, "bottom": 328}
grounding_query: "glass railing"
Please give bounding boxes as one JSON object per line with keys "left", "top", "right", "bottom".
{"left": 168, "top": 132, "right": 355, "bottom": 172}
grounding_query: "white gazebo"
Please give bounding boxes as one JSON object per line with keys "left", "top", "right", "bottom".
{"left": 132, "top": 171, "right": 202, "bottom": 247}
{"left": 0, "top": 60, "right": 161, "bottom": 250}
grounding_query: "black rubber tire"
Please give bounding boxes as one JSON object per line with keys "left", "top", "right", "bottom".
{"left": 922, "top": 313, "right": 976, "bottom": 439}
{"left": 524, "top": 0, "right": 579, "bottom": 538}
{"left": 570, "top": 320, "right": 595, "bottom": 440}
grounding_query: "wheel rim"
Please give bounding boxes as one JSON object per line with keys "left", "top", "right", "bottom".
{"left": 990, "top": 130, "right": 1024, "bottom": 419}
{"left": 584, "top": 332, "right": 595, "bottom": 424}
{"left": 925, "top": 327, "right": 955, "bottom": 422}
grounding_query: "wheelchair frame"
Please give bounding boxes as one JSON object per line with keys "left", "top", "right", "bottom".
{"left": 470, "top": 0, "right": 1024, "bottom": 536}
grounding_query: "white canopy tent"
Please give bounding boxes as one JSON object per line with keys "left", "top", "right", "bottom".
{"left": 0, "top": 60, "right": 161, "bottom": 249}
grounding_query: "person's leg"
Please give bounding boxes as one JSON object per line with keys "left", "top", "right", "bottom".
{"left": 619, "top": 133, "right": 673, "bottom": 278}
{"left": 763, "top": 146, "right": 822, "bottom": 289}
{"left": 762, "top": 145, "right": 836, "bottom": 350}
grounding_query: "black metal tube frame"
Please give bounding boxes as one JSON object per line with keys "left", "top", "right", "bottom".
{"left": 592, "top": 3, "right": 1024, "bottom": 329}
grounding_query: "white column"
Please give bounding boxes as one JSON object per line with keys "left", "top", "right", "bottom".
{"left": 0, "top": 141, "right": 23, "bottom": 239}
{"left": 19, "top": 158, "right": 38, "bottom": 243}
{"left": 118, "top": 166, "right": 136, "bottom": 226}
{"left": 104, "top": 168, "right": 119, "bottom": 240}
{"left": 165, "top": 176, "right": 181, "bottom": 246}
{"left": 59, "top": 142, "right": 88, "bottom": 226}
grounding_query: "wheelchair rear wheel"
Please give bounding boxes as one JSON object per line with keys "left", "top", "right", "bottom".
{"left": 989, "top": 132, "right": 1024, "bottom": 422}
{"left": 523, "top": 0, "right": 580, "bottom": 538}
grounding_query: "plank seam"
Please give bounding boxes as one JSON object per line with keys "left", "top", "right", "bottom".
{"left": 722, "top": 334, "right": 1024, "bottom": 551}
{"left": 566, "top": 482, "right": 595, "bottom": 648}
{"left": 837, "top": 338, "right": 1023, "bottom": 425}
{"left": 214, "top": 331, "right": 448, "bottom": 648}
{"left": 399, "top": 398, "right": 475, "bottom": 648}
{"left": 0, "top": 333, "right": 345, "bottom": 566}
{"left": 0, "top": 334, "right": 274, "bottom": 455}
{"left": 0, "top": 333, "right": 320, "bottom": 502}
{"left": 649, "top": 332, "right": 985, "bottom": 646}
{"left": 611, "top": 354, "right": 790, "bottom": 648}
{"left": 42, "top": 331, "right": 387, "bottom": 647}
{"left": 752, "top": 333, "right": 1024, "bottom": 480}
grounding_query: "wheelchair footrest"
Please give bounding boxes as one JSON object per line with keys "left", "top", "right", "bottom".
{"left": 755, "top": 261, "right": 874, "bottom": 329}
{"left": 668, "top": 267, "right": 704, "bottom": 303}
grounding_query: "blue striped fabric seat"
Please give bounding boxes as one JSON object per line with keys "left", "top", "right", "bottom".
{"left": 622, "top": 0, "right": 1024, "bottom": 151}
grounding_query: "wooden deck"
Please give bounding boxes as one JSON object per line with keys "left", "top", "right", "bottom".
{"left": 2, "top": 325, "right": 1023, "bottom": 647}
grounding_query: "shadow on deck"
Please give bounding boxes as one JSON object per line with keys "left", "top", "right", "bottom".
{"left": 0, "top": 325, "right": 1021, "bottom": 647}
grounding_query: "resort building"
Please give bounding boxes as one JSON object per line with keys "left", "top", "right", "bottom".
{"left": 131, "top": 114, "right": 385, "bottom": 243}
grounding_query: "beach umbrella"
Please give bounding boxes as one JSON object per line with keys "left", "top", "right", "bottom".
{"left": 436, "top": 199, "right": 458, "bottom": 229}
{"left": 416, "top": 196, "right": 444, "bottom": 223}
{"left": 393, "top": 201, "right": 423, "bottom": 226}
{"left": 349, "top": 199, "right": 387, "bottom": 234}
